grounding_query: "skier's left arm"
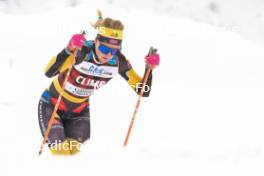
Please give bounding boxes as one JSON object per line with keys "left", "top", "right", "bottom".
{"left": 118, "top": 51, "right": 160, "bottom": 97}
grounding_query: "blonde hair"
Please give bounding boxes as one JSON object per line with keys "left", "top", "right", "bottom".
{"left": 91, "top": 10, "right": 124, "bottom": 31}
{"left": 100, "top": 18, "right": 124, "bottom": 30}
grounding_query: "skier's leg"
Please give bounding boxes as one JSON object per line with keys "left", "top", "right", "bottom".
{"left": 67, "top": 138, "right": 82, "bottom": 155}
{"left": 63, "top": 107, "right": 90, "bottom": 154}
{"left": 38, "top": 98, "right": 71, "bottom": 155}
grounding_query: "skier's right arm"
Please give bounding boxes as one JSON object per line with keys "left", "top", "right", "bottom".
{"left": 44, "top": 34, "right": 87, "bottom": 78}
{"left": 44, "top": 48, "right": 72, "bottom": 77}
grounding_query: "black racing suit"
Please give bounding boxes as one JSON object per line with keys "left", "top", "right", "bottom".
{"left": 38, "top": 40, "right": 152, "bottom": 145}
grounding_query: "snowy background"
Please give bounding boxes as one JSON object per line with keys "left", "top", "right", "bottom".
{"left": 1, "top": 0, "right": 264, "bottom": 176}
{"left": 2, "top": 0, "right": 264, "bottom": 43}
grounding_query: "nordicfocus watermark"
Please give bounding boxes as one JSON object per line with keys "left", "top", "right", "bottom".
{"left": 48, "top": 140, "right": 81, "bottom": 151}
{"left": 130, "top": 83, "right": 151, "bottom": 93}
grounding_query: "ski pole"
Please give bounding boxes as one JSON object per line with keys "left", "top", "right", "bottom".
{"left": 38, "top": 49, "right": 78, "bottom": 156}
{"left": 123, "top": 47, "right": 157, "bottom": 147}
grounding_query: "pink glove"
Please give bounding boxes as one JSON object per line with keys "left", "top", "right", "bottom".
{"left": 67, "top": 34, "right": 86, "bottom": 51}
{"left": 145, "top": 53, "right": 160, "bottom": 66}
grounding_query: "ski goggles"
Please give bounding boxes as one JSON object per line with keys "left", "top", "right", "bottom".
{"left": 98, "top": 43, "right": 118, "bottom": 55}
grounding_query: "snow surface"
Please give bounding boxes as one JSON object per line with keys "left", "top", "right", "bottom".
{"left": 1, "top": 0, "right": 264, "bottom": 44}
{"left": 0, "top": 2, "right": 264, "bottom": 176}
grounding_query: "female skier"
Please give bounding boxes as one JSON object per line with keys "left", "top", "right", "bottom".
{"left": 38, "top": 12, "right": 160, "bottom": 155}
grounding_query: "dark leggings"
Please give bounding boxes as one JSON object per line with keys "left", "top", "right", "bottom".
{"left": 38, "top": 99, "right": 90, "bottom": 145}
